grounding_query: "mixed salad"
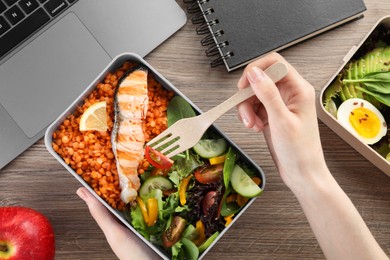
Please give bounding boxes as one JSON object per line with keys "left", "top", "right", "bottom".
{"left": 128, "top": 95, "right": 264, "bottom": 259}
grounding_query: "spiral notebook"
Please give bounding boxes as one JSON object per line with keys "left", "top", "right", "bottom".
{"left": 185, "top": 0, "right": 366, "bottom": 72}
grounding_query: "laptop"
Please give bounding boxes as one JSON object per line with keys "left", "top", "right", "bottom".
{"left": 0, "top": 0, "right": 187, "bottom": 169}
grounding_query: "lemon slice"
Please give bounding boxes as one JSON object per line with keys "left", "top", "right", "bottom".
{"left": 79, "top": 101, "right": 108, "bottom": 131}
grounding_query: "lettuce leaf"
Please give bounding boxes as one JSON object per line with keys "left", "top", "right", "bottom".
{"left": 171, "top": 240, "right": 184, "bottom": 260}
{"left": 174, "top": 152, "right": 204, "bottom": 178}
{"left": 130, "top": 206, "right": 148, "bottom": 239}
{"left": 160, "top": 192, "right": 180, "bottom": 222}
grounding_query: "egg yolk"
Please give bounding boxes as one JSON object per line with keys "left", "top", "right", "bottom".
{"left": 349, "top": 107, "right": 381, "bottom": 138}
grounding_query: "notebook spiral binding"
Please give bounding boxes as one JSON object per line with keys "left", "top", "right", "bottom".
{"left": 184, "top": 0, "right": 233, "bottom": 68}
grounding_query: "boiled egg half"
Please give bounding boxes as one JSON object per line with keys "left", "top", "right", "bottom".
{"left": 337, "top": 98, "right": 387, "bottom": 145}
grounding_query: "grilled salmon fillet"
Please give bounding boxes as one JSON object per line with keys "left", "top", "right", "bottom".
{"left": 111, "top": 66, "right": 148, "bottom": 204}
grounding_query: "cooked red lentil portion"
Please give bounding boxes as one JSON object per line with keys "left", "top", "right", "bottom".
{"left": 52, "top": 62, "right": 174, "bottom": 210}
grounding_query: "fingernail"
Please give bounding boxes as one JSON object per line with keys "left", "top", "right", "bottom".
{"left": 77, "top": 188, "right": 88, "bottom": 201}
{"left": 247, "top": 67, "right": 265, "bottom": 83}
{"left": 242, "top": 114, "right": 250, "bottom": 127}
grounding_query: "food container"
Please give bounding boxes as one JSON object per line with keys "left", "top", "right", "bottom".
{"left": 317, "top": 15, "right": 390, "bottom": 176}
{"left": 44, "top": 53, "right": 266, "bottom": 259}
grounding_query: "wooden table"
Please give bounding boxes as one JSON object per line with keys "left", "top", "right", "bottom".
{"left": 1, "top": 1, "right": 390, "bottom": 259}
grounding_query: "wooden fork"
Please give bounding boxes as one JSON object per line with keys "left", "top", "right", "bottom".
{"left": 147, "top": 62, "right": 288, "bottom": 158}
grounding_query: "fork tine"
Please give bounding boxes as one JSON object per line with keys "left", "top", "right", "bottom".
{"left": 147, "top": 129, "right": 173, "bottom": 147}
{"left": 163, "top": 142, "right": 197, "bottom": 158}
{"left": 159, "top": 142, "right": 181, "bottom": 155}
{"left": 149, "top": 132, "right": 172, "bottom": 148}
{"left": 162, "top": 145, "right": 187, "bottom": 158}
{"left": 151, "top": 134, "right": 179, "bottom": 151}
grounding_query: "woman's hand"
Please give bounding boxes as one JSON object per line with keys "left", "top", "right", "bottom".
{"left": 237, "top": 53, "right": 388, "bottom": 260}
{"left": 76, "top": 187, "right": 159, "bottom": 260}
{"left": 236, "top": 52, "right": 326, "bottom": 191}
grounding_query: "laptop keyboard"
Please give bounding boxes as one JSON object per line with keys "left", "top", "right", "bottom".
{"left": 0, "top": 0, "right": 77, "bottom": 59}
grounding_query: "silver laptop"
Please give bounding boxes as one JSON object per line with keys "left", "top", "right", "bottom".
{"left": 0, "top": 0, "right": 186, "bottom": 169}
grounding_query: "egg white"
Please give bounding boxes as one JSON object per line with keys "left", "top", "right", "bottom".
{"left": 337, "top": 98, "right": 387, "bottom": 145}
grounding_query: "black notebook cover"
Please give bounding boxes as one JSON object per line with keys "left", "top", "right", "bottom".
{"left": 192, "top": 0, "right": 366, "bottom": 71}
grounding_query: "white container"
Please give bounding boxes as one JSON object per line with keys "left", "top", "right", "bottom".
{"left": 317, "top": 16, "right": 390, "bottom": 177}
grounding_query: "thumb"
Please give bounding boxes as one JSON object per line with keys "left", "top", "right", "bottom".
{"left": 247, "top": 66, "right": 288, "bottom": 119}
{"left": 77, "top": 187, "right": 159, "bottom": 260}
{"left": 76, "top": 187, "right": 123, "bottom": 238}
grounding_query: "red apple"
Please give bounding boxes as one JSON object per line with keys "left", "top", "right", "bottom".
{"left": 0, "top": 207, "right": 55, "bottom": 260}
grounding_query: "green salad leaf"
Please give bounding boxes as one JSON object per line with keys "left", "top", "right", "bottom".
{"left": 343, "top": 71, "right": 390, "bottom": 92}
{"left": 174, "top": 152, "right": 204, "bottom": 178}
{"left": 167, "top": 96, "right": 196, "bottom": 127}
{"left": 344, "top": 71, "right": 390, "bottom": 106}
{"left": 181, "top": 238, "right": 199, "bottom": 260}
{"left": 171, "top": 240, "right": 184, "bottom": 260}
{"left": 356, "top": 86, "right": 390, "bottom": 107}
{"left": 160, "top": 193, "right": 180, "bottom": 220}
{"left": 169, "top": 171, "right": 181, "bottom": 188}
{"left": 223, "top": 147, "right": 236, "bottom": 188}
{"left": 130, "top": 206, "right": 148, "bottom": 238}
{"left": 220, "top": 185, "right": 240, "bottom": 217}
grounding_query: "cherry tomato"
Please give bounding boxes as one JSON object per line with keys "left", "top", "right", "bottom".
{"left": 145, "top": 146, "right": 173, "bottom": 169}
{"left": 203, "top": 190, "right": 217, "bottom": 216}
{"left": 194, "top": 164, "right": 223, "bottom": 184}
{"left": 162, "top": 216, "right": 187, "bottom": 248}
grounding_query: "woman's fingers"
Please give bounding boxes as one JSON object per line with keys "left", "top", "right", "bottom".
{"left": 77, "top": 187, "right": 159, "bottom": 260}
{"left": 238, "top": 52, "right": 285, "bottom": 89}
{"left": 237, "top": 98, "right": 266, "bottom": 131}
{"left": 77, "top": 187, "right": 134, "bottom": 246}
{"left": 247, "top": 66, "right": 289, "bottom": 120}
{"left": 238, "top": 52, "right": 308, "bottom": 94}
{"left": 237, "top": 99, "right": 256, "bottom": 128}
{"left": 237, "top": 52, "right": 293, "bottom": 128}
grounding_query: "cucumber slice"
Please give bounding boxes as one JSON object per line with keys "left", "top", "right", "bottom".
{"left": 230, "top": 165, "right": 262, "bottom": 198}
{"left": 193, "top": 138, "right": 227, "bottom": 159}
{"left": 139, "top": 176, "right": 173, "bottom": 198}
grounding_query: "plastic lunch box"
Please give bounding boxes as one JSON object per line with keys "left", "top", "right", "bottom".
{"left": 316, "top": 16, "right": 390, "bottom": 177}
{"left": 44, "top": 52, "right": 266, "bottom": 259}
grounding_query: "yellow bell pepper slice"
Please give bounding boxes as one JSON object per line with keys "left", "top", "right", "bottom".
{"left": 136, "top": 196, "right": 149, "bottom": 225}
{"left": 146, "top": 198, "right": 158, "bottom": 226}
{"left": 234, "top": 177, "right": 260, "bottom": 207}
{"left": 236, "top": 194, "right": 249, "bottom": 207}
{"left": 136, "top": 196, "right": 158, "bottom": 227}
{"left": 193, "top": 220, "right": 206, "bottom": 246}
{"left": 224, "top": 214, "right": 234, "bottom": 226}
{"left": 179, "top": 175, "right": 192, "bottom": 206}
{"left": 209, "top": 154, "right": 226, "bottom": 165}
{"left": 226, "top": 193, "right": 237, "bottom": 203}
{"left": 251, "top": 176, "right": 261, "bottom": 185}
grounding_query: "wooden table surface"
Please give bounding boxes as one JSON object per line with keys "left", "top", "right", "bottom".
{"left": 1, "top": 1, "right": 390, "bottom": 259}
